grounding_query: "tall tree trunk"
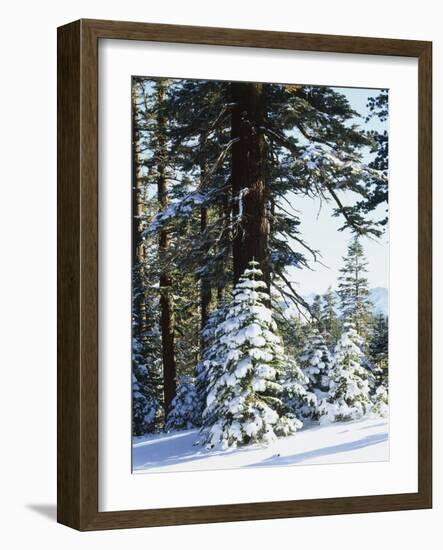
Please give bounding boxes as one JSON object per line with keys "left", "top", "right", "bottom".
{"left": 132, "top": 79, "right": 144, "bottom": 262}
{"left": 216, "top": 192, "right": 230, "bottom": 305}
{"left": 200, "top": 203, "right": 212, "bottom": 348}
{"left": 132, "top": 79, "right": 148, "bottom": 351}
{"left": 156, "top": 81, "right": 177, "bottom": 418}
{"left": 199, "top": 161, "right": 212, "bottom": 350}
{"left": 230, "top": 82, "right": 270, "bottom": 289}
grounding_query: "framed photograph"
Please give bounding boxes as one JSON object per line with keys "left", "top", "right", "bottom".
{"left": 57, "top": 19, "right": 432, "bottom": 530}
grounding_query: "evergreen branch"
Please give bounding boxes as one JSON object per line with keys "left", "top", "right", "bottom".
{"left": 286, "top": 232, "right": 324, "bottom": 265}
{"left": 293, "top": 121, "right": 336, "bottom": 148}
{"left": 276, "top": 285, "right": 312, "bottom": 323}
{"left": 275, "top": 269, "right": 314, "bottom": 320}
{"left": 323, "top": 181, "right": 364, "bottom": 235}
{"left": 208, "top": 104, "right": 233, "bottom": 132}
{"left": 262, "top": 126, "right": 301, "bottom": 156}
{"left": 198, "top": 138, "right": 239, "bottom": 190}
{"left": 263, "top": 123, "right": 335, "bottom": 151}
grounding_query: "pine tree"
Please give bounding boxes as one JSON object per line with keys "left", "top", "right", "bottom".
{"left": 310, "top": 295, "right": 323, "bottom": 326}
{"left": 299, "top": 325, "right": 332, "bottom": 393}
{"left": 173, "top": 267, "right": 201, "bottom": 378}
{"left": 273, "top": 302, "right": 306, "bottom": 363}
{"left": 360, "top": 89, "right": 389, "bottom": 225}
{"left": 165, "top": 376, "right": 200, "bottom": 431}
{"left": 370, "top": 385, "right": 389, "bottom": 418}
{"left": 166, "top": 79, "right": 233, "bottom": 299}
{"left": 131, "top": 77, "right": 389, "bottom": 435}
{"left": 321, "top": 287, "right": 341, "bottom": 347}
{"left": 132, "top": 262, "right": 163, "bottom": 435}
{"left": 320, "top": 323, "right": 373, "bottom": 423}
{"left": 131, "top": 78, "right": 163, "bottom": 435}
{"left": 270, "top": 292, "right": 316, "bottom": 417}
{"left": 132, "top": 364, "right": 162, "bottom": 436}
{"left": 201, "top": 261, "right": 302, "bottom": 449}
{"left": 368, "top": 313, "right": 389, "bottom": 387}
{"left": 194, "top": 303, "right": 229, "bottom": 426}
{"left": 153, "top": 80, "right": 178, "bottom": 417}
{"left": 154, "top": 79, "right": 387, "bottom": 313}
{"left": 230, "top": 83, "right": 270, "bottom": 287}
{"left": 338, "top": 236, "right": 373, "bottom": 344}
{"left": 281, "top": 358, "right": 317, "bottom": 421}
{"left": 367, "top": 313, "right": 389, "bottom": 418}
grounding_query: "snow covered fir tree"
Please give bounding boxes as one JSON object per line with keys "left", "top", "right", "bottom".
{"left": 369, "top": 312, "right": 389, "bottom": 386}
{"left": 165, "top": 376, "right": 200, "bottom": 431}
{"left": 130, "top": 76, "right": 390, "bottom": 472}
{"left": 319, "top": 323, "right": 373, "bottom": 423}
{"left": 200, "top": 261, "right": 303, "bottom": 449}
{"left": 297, "top": 325, "right": 332, "bottom": 419}
{"left": 299, "top": 325, "right": 331, "bottom": 393}
{"left": 131, "top": 248, "right": 163, "bottom": 435}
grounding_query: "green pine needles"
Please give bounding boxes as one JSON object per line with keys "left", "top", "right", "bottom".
{"left": 200, "top": 261, "right": 304, "bottom": 449}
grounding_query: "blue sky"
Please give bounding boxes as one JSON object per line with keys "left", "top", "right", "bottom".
{"left": 286, "top": 86, "right": 389, "bottom": 296}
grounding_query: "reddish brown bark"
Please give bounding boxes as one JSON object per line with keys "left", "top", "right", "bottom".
{"left": 156, "top": 81, "right": 177, "bottom": 417}
{"left": 132, "top": 78, "right": 144, "bottom": 262}
{"left": 200, "top": 204, "right": 212, "bottom": 349}
{"left": 230, "top": 82, "right": 270, "bottom": 289}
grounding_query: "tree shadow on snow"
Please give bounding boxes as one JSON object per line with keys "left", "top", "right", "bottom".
{"left": 248, "top": 432, "right": 388, "bottom": 468}
{"left": 358, "top": 422, "right": 387, "bottom": 431}
{"left": 133, "top": 429, "right": 256, "bottom": 470}
{"left": 133, "top": 430, "right": 208, "bottom": 470}
{"left": 133, "top": 429, "right": 278, "bottom": 471}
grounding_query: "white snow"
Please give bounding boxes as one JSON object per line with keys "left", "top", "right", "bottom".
{"left": 234, "top": 357, "right": 252, "bottom": 378}
{"left": 243, "top": 323, "right": 262, "bottom": 338}
{"left": 133, "top": 417, "right": 388, "bottom": 474}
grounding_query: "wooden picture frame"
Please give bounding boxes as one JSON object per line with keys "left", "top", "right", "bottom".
{"left": 57, "top": 19, "right": 432, "bottom": 531}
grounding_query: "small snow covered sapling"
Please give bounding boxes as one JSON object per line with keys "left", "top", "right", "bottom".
{"left": 299, "top": 325, "right": 332, "bottom": 392}
{"left": 281, "top": 358, "right": 318, "bottom": 421}
{"left": 368, "top": 312, "right": 389, "bottom": 390}
{"left": 275, "top": 324, "right": 332, "bottom": 422}
{"left": 132, "top": 261, "right": 163, "bottom": 436}
{"left": 132, "top": 371, "right": 161, "bottom": 434}
{"left": 132, "top": 335, "right": 162, "bottom": 435}
{"left": 319, "top": 323, "right": 373, "bottom": 423}
{"left": 370, "top": 384, "right": 389, "bottom": 418}
{"left": 297, "top": 325, "right": 332, "bottom": 419}
{"left": 165, "top": 376, "right": 201, "bottom": 431}
{"left": 201, "top": 261, "right": 302, "bottom": 449}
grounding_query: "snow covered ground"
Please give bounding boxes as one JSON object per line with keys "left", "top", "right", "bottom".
{"left": 133, "top": 417, "right": 388, "bottom": 474}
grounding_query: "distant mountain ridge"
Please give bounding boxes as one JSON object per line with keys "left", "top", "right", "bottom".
{"left": 369, "top": 287, "right": 389, "bottom": 315}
